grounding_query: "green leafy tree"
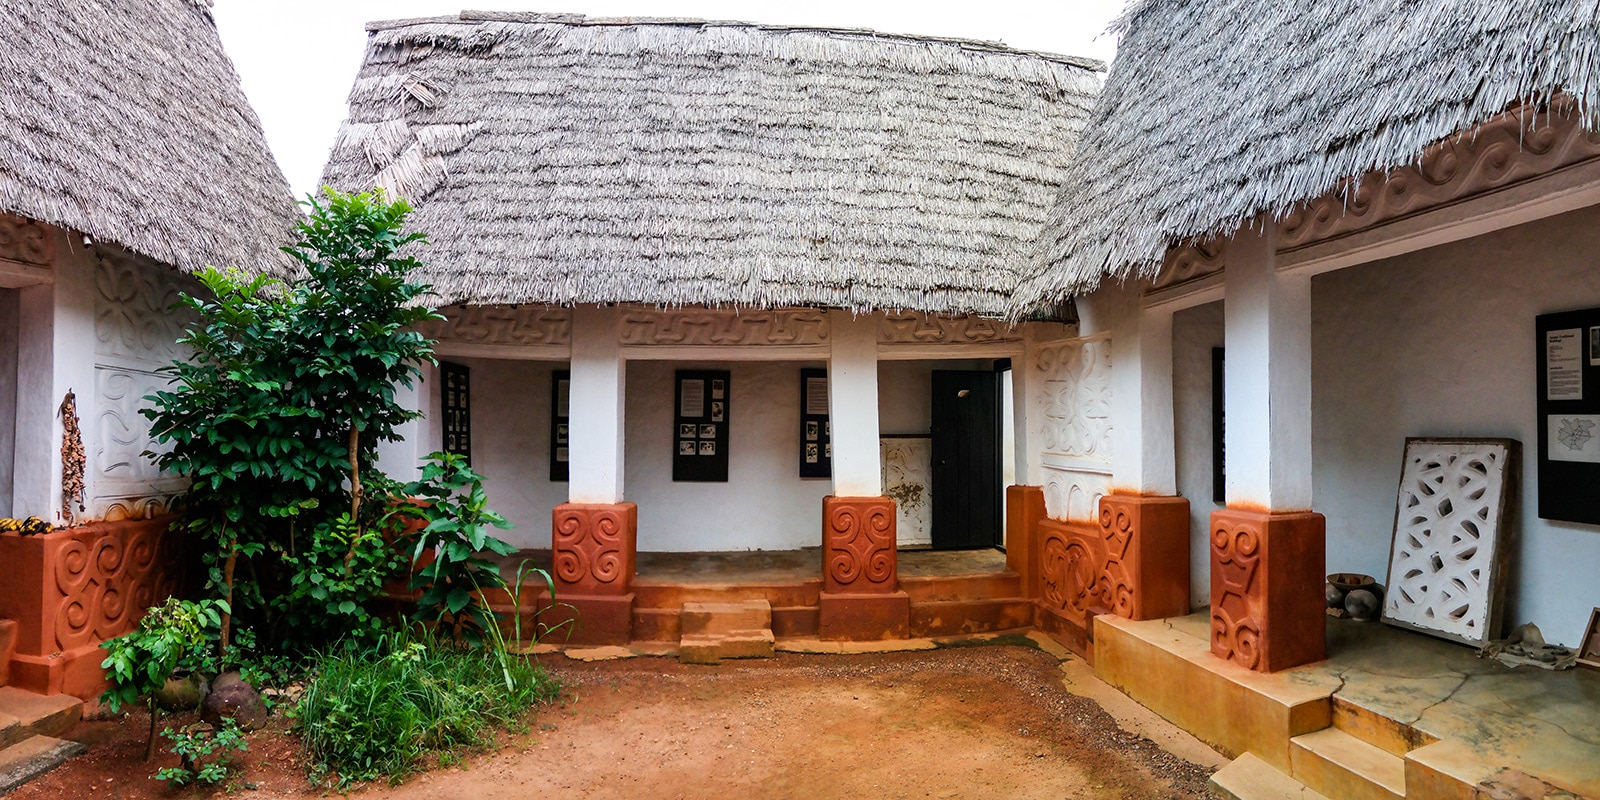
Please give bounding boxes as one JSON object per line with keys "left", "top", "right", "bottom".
{"left": 100, "top": 598, "right": 229, "bottom": 760}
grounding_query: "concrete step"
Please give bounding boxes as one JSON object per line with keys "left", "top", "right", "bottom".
{"left": 1212, "top": 752, "right": 1331, "bottom": 800}
{"left": 1290, "top": 728, "right": 1406, "bottom": 800}
{"left": 681, "top": 600, "right": 772, "bottom": 636}
{"left": 679, "top": 630, "right": 776, "bottom": 665}
{"left": 0, "top": 688, "right": 81, "bottom": 750}
{"left": 909, "top": 597, "right": 1033, "bottom": 637}
{"left": 0, "top": 735, "right": 86, "bottom": 794}
{"left": 633, "top": 580, "right": 821, "bottom": 610}
{"left": 899, "top": 572, "right": 1022, "bottom": 602}
{"left": 0, "top": 620, "right": 15, "bottom": 687}
{"left": 1331, "top": 696, "right": 1438, "bottom": 757}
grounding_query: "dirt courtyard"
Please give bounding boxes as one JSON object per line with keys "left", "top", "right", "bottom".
{"left": 17, "top": 641, "right": 1216, "bottom": 799}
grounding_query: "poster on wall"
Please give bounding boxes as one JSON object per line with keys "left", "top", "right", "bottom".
{"left": 1536, "top": 308, "right": 1600, "bottom": 524}
{"left": 550, "top": 370, "right": 569, "bottom": 482}
{"left": 441, "top": 361, "right": 471, "bottom": 465}
{"left": 799, "top": 367, "right": 831, "bottom": 478}
{"left": 674, "top": 370, "right": 729, "bottom": 482}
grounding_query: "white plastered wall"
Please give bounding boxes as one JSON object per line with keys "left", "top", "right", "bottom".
{"left": 1172, "top": 301, "right": 1224, "bottom": 610}
{"left": 1311, "top": 204, "right": 1600, "bottom": 647}
{"left": 0, "top": 289, "right": 17, "bottom": 516}
{"left": 443, "top": 358, "right": 568, "bottom": 550}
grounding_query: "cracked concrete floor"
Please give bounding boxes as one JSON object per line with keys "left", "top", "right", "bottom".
{"left": 1158, "top": 612, "right": 1598, "bottom": 793}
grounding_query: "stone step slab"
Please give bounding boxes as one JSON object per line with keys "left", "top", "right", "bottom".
{"left": 0, "top": 688, "right": 81, "bottom": 750}
{"left": 1290, "top": 727, "right": 1406, "bottom": 800}
{"left": 681, "top": 600, "right": 772, "bottom": 637}
{"left": 1211, "top": 752, "right": 1331, "bottom": 800}
{"left": 0, "top": 736, "right": 86, "bottom": 794}
{"left": 679, "top": 630, "right": 776, "bottom": 665}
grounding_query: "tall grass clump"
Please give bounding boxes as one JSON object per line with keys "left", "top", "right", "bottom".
{"left": 295, "top": 629, "right": 560, "bottom": 786}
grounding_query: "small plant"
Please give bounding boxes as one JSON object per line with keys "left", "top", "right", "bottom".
{"left": 295, "top": 629, "right": 559, "bottom": 786}
{"left": 153, "top": 718, "right": 249, "bottom": 787}
{"left": 401, "top": 453, "right": 517, "bottom": 641}
{"left": 100, "top": 598, "right": 229, "bottom": 760}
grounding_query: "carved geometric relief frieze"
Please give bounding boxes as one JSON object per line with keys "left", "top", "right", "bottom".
{"left": 1210, "top": 508, "right": 1326, "bottom": 673}
{"left": 1038, "top": 520, "right": 1107, "bottom": 628}
{"left": 822, "top": 496, "right": 897, "bottom": 594}
{"left": 1277, "top": 103, "right": 1600, "bottom": 250}
{"left": 880, "top": 437, "right": 932, "bottom": 547}
{"left": 0, "top": 212, "right": 52, "bottom": 266}
{"left": 552, "top": 502, "right": 637, "bottom": 596}
{"left": 418, "top": 305, "right": 572, "bottom": 346}
{"left": 1030, "top": 333, "right": 1112, "bottom": 521}
{"left": 878, "top": 311, "right": 1021, "bottom": 344}
{"left": 1210, "top": 512, "right": 1265, "bottom": 670}
{"left": 1382, "top": 438, "right": 1517, "bottom": 647}
{"left": 91, "top": 366, "right": 184, "bottom": 500}
{"left": 93, "top": 250, "right": 191, "bottom": 364}
{"left": 50, "top": 518, "right": 182, "bottom": 653}
{"left": 1149, "top": 237, "right": 1225, "bottom": 291}
{"left": 619, "top": 308, "right": 829, "bottom": 347}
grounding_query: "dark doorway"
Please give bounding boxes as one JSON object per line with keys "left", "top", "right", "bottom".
{"left": 930, "top": 370, "right": 1002, "bottom": 549}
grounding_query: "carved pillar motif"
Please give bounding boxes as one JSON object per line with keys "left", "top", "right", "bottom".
{"left": 1209, "top": 508, "right": 1326, "bottom": 673}
{"left": 822, "top": 496, "right": 897, "bottom": 594}
{"left": 550, "top": 503, "right": 637, "bottom": 645}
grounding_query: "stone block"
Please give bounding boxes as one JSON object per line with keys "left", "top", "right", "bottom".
{"left": 818, "top": 591, "right": 909, "bottom": 641}
{"left": 550, "top": 593, "right": 636, "bottom": 646}
{"left": 1099, "top": 494, "right": 1191, "bottom": 620}
{"left": 1210, "top": 508, "right": 1327, "bottom": 673}
{"left": 821, "top": 496, "right": 897, "bottom": 594}
{"left": 681, "top": 600, "right": 771, "bottom": 637}
{"left": 679, "top": 630, "right": 775, "bottom": 664}
{"left": 552, "top": 502, "right": 637, "bottom": 596}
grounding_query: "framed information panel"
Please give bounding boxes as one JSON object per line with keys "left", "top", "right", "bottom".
{"left": 550, "top": 370, "right": 569, "bottom": 482}
{"left": 673, "top": 370, "right": 729, "bottom": 482}
{"left": 440, "top": 361, "right": 471, "bottom": 464}
{"left": 799, "top": 367, "right": 831, "bottom": 478}
{"left": 1536, "top": 307, "right": 1600, "bottom": 524}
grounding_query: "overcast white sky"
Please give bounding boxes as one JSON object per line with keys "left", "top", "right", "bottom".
{"left": 212, "top": 1, "right": 1127, "bottom": 198}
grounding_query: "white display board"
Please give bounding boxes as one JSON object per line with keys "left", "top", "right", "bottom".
{"left": 880, "top": 436, "right": 933, "bottom": 548}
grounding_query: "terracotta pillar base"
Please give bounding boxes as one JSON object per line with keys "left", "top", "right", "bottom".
{"left": 1099, "top": 494, "right": 1191, "bottom": 621}
{"left": 1004, "top": 486, "right": 1046, "bottom": 598}
{"left": 818, "top": 591, "right": 910, "bottom": 641}
{"left": 821, "top": 496, "right": 898, "bottom": 594}
{"left": 552, "top": 502, "right": 638, "bottom": 646}
{"left": 1210, "top": 508, "right": 1326, "bottom": 673}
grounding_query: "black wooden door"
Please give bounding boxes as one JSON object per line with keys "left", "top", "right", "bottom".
{"left": 930, "top": 370, "right": 1002, "bottom": 549}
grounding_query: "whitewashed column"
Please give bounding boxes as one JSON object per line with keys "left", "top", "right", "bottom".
{"left": 1085, "top": 285, "right": 1177, "bottom": 495}
{"left": 376, "top": 360, "right": 436, "bottom": 481}
{"left": 12, "top": 242, "right": 96, "bottom": 523}
{"left": 828, "top": 311, "right": 881, "bottom": 496}
{"left": 567, "top": 305, "right": 625, "bottom": 504}
{"left": 1223, "top": 226, "right": 1313, "bottom": 510}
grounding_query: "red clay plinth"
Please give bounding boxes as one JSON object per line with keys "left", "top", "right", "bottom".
{"left": 1209, "top": 508, "right": 1326, "bottom": 673}
{"left": 552, "top": 502, "right": 638, "bottom": 645}
{"left": 819, "top": 496, "right": 907, "bottom": 640}
{"left": 0, "top": 619, "right": 16, "bottom": 686}
{"left": 1005, "top": 486, "right": 1046, "bottom": 597}
{"left": 0, "top": 517, "right": 182, "bottom": 698}
{"left": 1099, "top": 494, "right": 1190, "bottom": 621}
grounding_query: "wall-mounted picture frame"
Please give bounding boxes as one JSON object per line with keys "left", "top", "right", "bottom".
{"left": 674, "top": 369, "right": 730, "bottom": 481}
{"left": 799, "top": 367, "right": 831, "bottom": 478}
{"left": 550, "top": 369, "right": 569, "bottom": 481}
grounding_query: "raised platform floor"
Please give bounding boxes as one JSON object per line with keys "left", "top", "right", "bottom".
{"left": 1097, "top": 612, "right": 1600, "bottom": 799}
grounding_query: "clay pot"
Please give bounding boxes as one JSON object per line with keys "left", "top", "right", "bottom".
{"left": 154, "top": 672, "right": 209, "bottom": 711}
{"left": 1325, "top": 583, "right": 1346, "bottom": 608}
{"left": 1344, "top": 588, "right": 1381, "bottom": 622}
{"left": 1328, "top": 573, "right": 1376, "bottom": 593}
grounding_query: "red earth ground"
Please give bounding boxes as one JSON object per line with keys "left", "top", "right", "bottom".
{"left": 14, "top": 641, "right": 1214, "bottom": 799}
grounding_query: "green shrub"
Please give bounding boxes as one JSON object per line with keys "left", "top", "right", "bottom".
{"left": 153, "top": 718, "right": 249, "bottom": 787}
{"left": 400, "top": 453, "right": 517, "bottom": 641}
{"left": 294, "top": 630, "right": 559, "bottom": 786}
{"left": 100, "top": 598, "right": 230, "bottom": 760}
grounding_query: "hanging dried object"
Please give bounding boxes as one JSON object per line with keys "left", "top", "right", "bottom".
{"left": 59, "top": 390, "right": 85, "bottom": 523}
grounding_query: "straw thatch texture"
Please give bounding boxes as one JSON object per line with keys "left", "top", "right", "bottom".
{"left": 1016, "top": 0, "right": 1600, "bottom": 308}
{"left": 321, "top": 12, "right": 1101, "bottom": 315}
{"left": 0, "top": 0, "right": 299, "bottom": 274}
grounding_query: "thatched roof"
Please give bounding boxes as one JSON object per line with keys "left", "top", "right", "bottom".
{"left": 1015, "top": 0, "right": 1600, "bottom": 308}
{"left": 0, "top": 0, "right": 298, "bottom": 274}
{"left": 321, "top": 11, "right": 1101, "bottom": 315}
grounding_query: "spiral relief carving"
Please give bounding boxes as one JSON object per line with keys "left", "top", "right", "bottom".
{"left": 1209, "top": 516, "right": 1263, "bottom": 670}
{"left": 44, "top": 519, "right": 177, "bottom": 653}
{"left": 823, "top": 498, "right": 897, "bottom": 592}
{"left": 552, "top": 504, "right": 636, "bottom": 595}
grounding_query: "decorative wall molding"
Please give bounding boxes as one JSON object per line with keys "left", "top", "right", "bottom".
{"left": 619, "top": 308, "right": 829, "bottom": 347}
{"left": 0, "top": 212, "right": 52, "bottom": 266}
{"left": 880, "top": 437, "right": 932, "bottom": 547}
{"left": 1277, "top": 105, "right": 1600, "bottom": 251}
{"left": 552, "top": 502, "right": 637, "bottom": 595}
{"left": 1209, "top": 512, "right": 1264, "bottom": 670}
{"left": 878, "top": 311, "right": 1020, "bottom": 345}
{"left": 1149, "top": 238, "right": 1225, "bottom": 291}
{"left": 420, "top": 305, "right": 572, "bottom": 347}
{"left": 93, "top": 251, "right": 189, "bottom": 363}
{"left": 1039, "top": 520, "right": 1108, "bottom": 628}
{"left": 822, "top": 496, "right": 897, "bottom": 593}
{"left": 1209, "top": 508, "right": 1326, "bottom": 673}
{"left": 48, "top": 518, "right": 182, "bottom": 653}
{"left": 1030, "top": 334, "right": 1112, "bottom": 521}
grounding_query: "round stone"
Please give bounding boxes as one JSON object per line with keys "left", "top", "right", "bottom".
{"left": 1344, "top": 588, "right": 1381, "bottom": 622}
{"left": 1325, "top": 583, "right": 1345, "bottom": 608}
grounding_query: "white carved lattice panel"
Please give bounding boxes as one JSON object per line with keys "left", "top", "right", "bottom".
{"left": 880, "top": 437, "right": 932, "bottom": 547}
{"left": 1383, "top": 438, "right": 1517, "bottom": 647}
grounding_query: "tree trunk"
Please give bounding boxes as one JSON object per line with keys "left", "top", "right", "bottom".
{"left": 343, "top": 423, "right": 363, "bottom": 576}
{"left": 219, "top": 544, "right": 238, "bottom": 653}
{"left": 145, "top": 697, "right": 159, "bottom": 761}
